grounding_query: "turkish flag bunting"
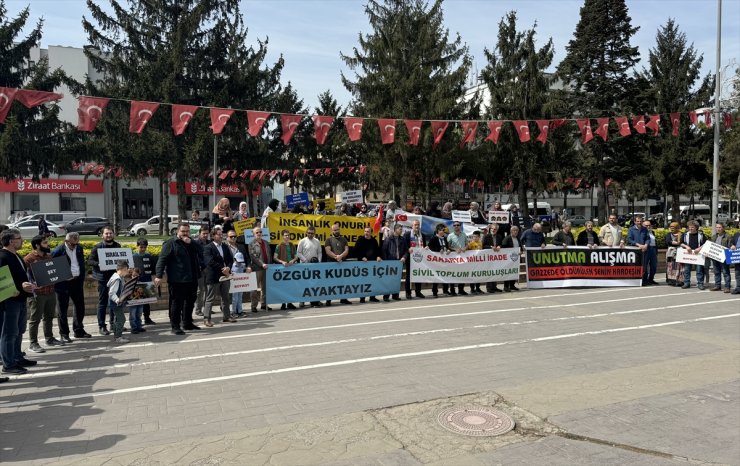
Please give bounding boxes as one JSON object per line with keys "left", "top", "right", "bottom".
{"left": 348, "top": 166, "right": 356, "bottom": 174}
{"left": 704, "top": 111, "right": 712, "bottom": 127}
{"left": 324, "top": 168, "right": 332, "bottom": 175}
{"left": 343, "top": 117, "right": 364, "bottom": 141}
{"left": 576, "top": 119, "right": 593, "bottom": 143}
{"left": 218, "top": 170, "right": 230, "bottom": 180}
{"left": 282, "top": 169, "right": 289, "bottom": 176}
{"left": 14, "top": 89, "right": 63, "bottom": 108}
{"left": 535, "top": 120, "right": 549, "bottom": 144}
{"left": 0, "top": 87, "right": 18, "bottom": 123}
{"left": 314, "top": 169, "right": 321, "bottom": 175}
{"left": 239, "top": 170, "right": 249, "bottom": 178}
{"left": 689, "top": 111, "right": 698, "bottom": 126}
{"left": 209, "top": 108, "right": 234, "bottom": 135}
{"left": 359, "top": 165, "right": 366, "bottom": 174}
{"left": 724, "top": 112, "right": 733, "bottom": 129}
{"left": 172, "top": 104, "right": 198, "bottom": 136}
{"left": 77, "top": 96, "right": 110, "bottom": 131}
{"left": 247, "top": 110, "right": 270, "bottom": 137}
{"left": 615, "top": 116, "right": 630, "bottom": 136}
{"left": 550, "top": 118, "right": 567, "bottom": 130}
{"left": 378, "top": 118, "right": 396, "bottom": 144}
{"left": 513, "top": 120, "right": 530, "bottom": 143}
{"left": 129, "top": 101, "right": 159, "bottom": 134}
{"left": 485, "top": 121, "right": 504, "bottom": 144}
{"left": 280, "top": 114, "right": 303, "bottom": 144}
{"left": 259, "top": 170, "right": 267, "bottom": 181}
{"left": 312, "top": 115, "right": 334, "bottom": 145}
{"left": 93, "top": 165, "right": 106, "bottom": 176}
{"left": 338, "top": 167, "right": 345, "bottom": 173}
{"left": 404, "top": 119, "right": 422, "bottom": 145}
{"left": 250, "top": 171, "right": 259, "bottom": 181}
{"left": 670, "top": 112, "right": 680, "bottom": 136}
{"left": 114, "top": 167, "right": 123, "bottom": 178}
{"left": 594, "top": 118, "right": 609, "bottom": 141}
{"left": 645, "top": 115, "right": 660, "bottom": 135}
{"left": 293, "top": 169, "right": 300, "bottom": 178}
{"left": 632, "top": 116, "right": 646, "bottom": 134}
{"left": 71, "top": 162, "right": 80, "bottom": 171}
{"left": 230, "top": 170, "right": 238, "bottom": 179}
{"left": 459, "top": 121, "right": 478, "bottom": 147}
{"left": 82, "top": 163, "right": 95, "bottom": 175}
{"left": 431, "top": 121, "right": 449, "bottom": 148}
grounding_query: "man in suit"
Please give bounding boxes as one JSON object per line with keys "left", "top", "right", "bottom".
{"left": 202, "top": 228, "right": 235, "bottom": 326}
{"left": 192, "top": 227, "right": 210, "bottom": 316}
{"left": 248, "top": 226, "right": 272, "bottom": 311}
{"left": 51, "top": 232, "right": 91, "bottom": 340}
{"left": 428, "top": 223, "right": 450, "bottom": 298}
{"left": 381, "top": 224, "right": 409, "bottom": 301}
{"left": 403, "top": 220, "right": 425, "bottom": 299}
{"left": 627, "top": 215, "right": 649, "bottom": 286}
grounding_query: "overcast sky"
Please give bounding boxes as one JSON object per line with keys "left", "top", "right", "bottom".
{"left": 7, "top": 0, "right": 740, "bottom": 109}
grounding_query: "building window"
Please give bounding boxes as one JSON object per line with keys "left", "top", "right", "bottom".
{"left": 185, "top": 195, "right": 208, "bottom": 212}
{"left": 60, "top": 193, "right": 86, "bottom": 212}
{"left": 12, "top": 193, "right": 40, "bottom": 212}
{"left": 123, "top": 188, "right": 153, "bottom": 219}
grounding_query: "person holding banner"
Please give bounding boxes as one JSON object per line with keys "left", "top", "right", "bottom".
{"left": 468, "top": 202, "right": 487, "bottom": 225}
{"left": 680, "top": 220, "right": 706, "bottom": 290}
{"left": 212, "top": 197, "right": 233, "bottom": 226}
{"left": 552, "top": 222, "right": 576, "bottom": 247}
{"left": 273, "top": 230, "right": 298, "bottom": 310}
{"left": 576, "top": 222, "right": 599, "bottom": 248}
{"left": 133, "top": 238, "right": 157, "bottom": 325}
{"left": 627, "top": 216, "right": 649, "bottom": 286}
{"left": 297, "top": 226, "right": 324, "bottom": 307}
{"left": 261, "top": 199, "right": 280, "bottom": 228}
{"left": 248, "top": 226, "right": 273, "bottom": 311}
{"left": 381, "top": 224, "right": 409, "bottom": 301}
{"left": 325, "top": 222, "right": 353, "bottom": 306}
{"left": 520, "top": 223, "right": 546, "bottom": 249}
{"left": 642, "top": 220, "right": 659, "bottom": 286}
{"left": 23, "top": 235, "right": 64, "bottom": 353}
{"left": 89, "top": 226, "right": 121, "bottom": 336}
{"left": 203, "top": 228, "right": 235, "bottom": 325}
{"left": 710, "top": 223, "right": 732, "bottom": 293}
{"left": 599, "top": 214, "right": 624, "bottom": 247}
{"left": 665, "top": 222, "right": 684, "bottom": 286}
{"left": 732, "top": 231, "right": 740, "bottom": 294}
{"left": 403, "top": 220, "right": 426, "bottom": 299}
{"left": 482, "top": 223, "right": 504, "bottom": 293}
{"left": 447, "top": 221, "right": 469, "bottom": 296}
{"left": 353, "top": 227, "right": 382, "bottom": 303}
{"left": 502, "top": 226, "right": 522, "bottom": 292}
{"left": 231, "top": 252, "right": 251, "bottom": 315}
{"left": 52, "top": 232, "right": 90, "bottom": 340}
{"left": 428, "top": 224, "right": 451, "bottom": 298}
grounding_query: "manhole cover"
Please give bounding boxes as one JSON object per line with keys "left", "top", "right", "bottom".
{"left": 437, "top": 405, "right": 515, "bottom": 437}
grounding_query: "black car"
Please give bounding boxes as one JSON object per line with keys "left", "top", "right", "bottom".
{"left": 63, "top": 217, "right": 112, "bottom": 235}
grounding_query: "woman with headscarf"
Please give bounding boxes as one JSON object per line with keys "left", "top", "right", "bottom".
{"left": 212, "top": 198, "right": 233, "bottom": 225}
{"left": 233, "top": 202, "right": 250, "bottom": 221}
{"left": 441, "top": 202, "right": 453, "bottom": 220}
{"left": 468, "top": 201, "right": 487, "bottom": 225}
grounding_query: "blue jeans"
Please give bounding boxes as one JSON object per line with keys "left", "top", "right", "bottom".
{"left": 233, "top": 292, "right": 243, "bottom": 315}
{"left": 128, "top": 305, "right": 143, "bottom": 331}
{"left": 713, "top": 260, "right": 731, "bottom": 289}
{"left": 0, "top": 300, "right": 27, "bottom": 369}
{"left": 683, "top": 265, "right": 705, "bottom": 286}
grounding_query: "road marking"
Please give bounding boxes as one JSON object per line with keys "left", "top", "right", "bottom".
{"left": 4, "top": 312, "right": 737, "bottom": 408}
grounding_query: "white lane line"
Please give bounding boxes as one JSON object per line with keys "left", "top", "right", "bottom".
{"left": 4, "top": 312, "right": 738, "bottom": 408}
{"left": 16, "top": 299, "right": 737, "bottom": 380}
{"left": 49, "top": 291, "right": 700, "bottom": 354}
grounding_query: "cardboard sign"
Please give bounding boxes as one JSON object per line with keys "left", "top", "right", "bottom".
{"left": 185, "top": 220, "right": 208, "bottom": 236}
{"left": 285, "top": 192, "right": 309, "bottom": 209}
{"left": 244, "top": 227, "right": 270, "bottom": 245}
{"left": 233, "top": 217, "right": 259, "bottom": 236}
{"left": 126, "top": 282, "right": 158, "bottom": 306}
{"left": 451, "top": 210, "right": 472, "bottom": 224}
{"left": 340, "top": 190, "right": 363, "bottom": 204}
{"left": 229, "top": 272, "right": 258, "bottom": 293}
{"left": 488, "top": 210, "right": 510, "bottom": 224}
{"left": 699, "top": 240, "right": 727, "bottom": 262}
{"left": 98, "top": 248, "right": 135, "bottom": 271}
{"left": 118, "top": 277, "right": 139, "bottom": 302}
{"left": 30, "top": 256, "right": 72, "bottom": 287}
{"left": 0, "top": 266, "right": 17, "bottom": 302}
{"left": 725, "top": 249, "right": 740, "bottom": 265}
{"left": 315, "top": 198, "right": 335, "bottom": 212}
{"left": 676, "top": 248, "right": 705, "bottom": 265}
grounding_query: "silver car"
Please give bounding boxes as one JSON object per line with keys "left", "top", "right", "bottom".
{"left": 10, "top": 219, "right": 66, "bottom": 239}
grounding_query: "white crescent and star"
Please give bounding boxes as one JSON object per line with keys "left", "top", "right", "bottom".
{"left": 137, "top": 109, "right": 153, "bottom": 121}
{"left": 288, "top": 122, "right": 299, "bottom": 130}
{"left": 495, "top": 127, "right": 502, "bottom": 133}
{"left": 0, "top": 93, "right": 9, "bottom": 110}
{"left": 87, "top": 105, "right": 103, "bottom": 121}
{"left": 320, "top": 122, "right": 332, "bottom": 130}
{"left": 519, "top": 125, "right": 529, "bottom": 132}
{"left": 411, "top": 126, "right": 420, "bottom": 134}
{"left": 352, "top": 123, "right": 362, "bottom": 130}
{"left": 255, "top": 117, "right": 266, "bottom": 124}
{"left": 218, "top": 114, "right": 230, "bottom": 122}
{"left": 384, "top": 125, "right": 395, "bottom": 133}
{"left": 179, "top": 111, "right": 193, "bottom": 122}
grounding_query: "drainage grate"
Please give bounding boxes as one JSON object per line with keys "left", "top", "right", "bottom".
{"left": 436, "top": 405, "right": 515, "bottom": 437}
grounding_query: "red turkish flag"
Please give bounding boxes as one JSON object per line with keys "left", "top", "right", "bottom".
{"left": 576, "top": 119, "right": 593, "bottom": 143}
{"left": 404, "top": 119, "right": 422, "bottom": 145}
{"left": 594, "top": 118, "right": 609, "bottom": 141}
{"left": 293, "top": 169, "right": 300, "bottom": 178}
{"left": 129, "top": 101, "right": 159, "bottom": 134}
{"left": 343, "top": 117, "right": 364, "bottom": 141}
{"left": 485, "top": 121, "right": 504, "bottom": 144}
{"left": 218, "top": 170, "right": 230, "bottom": 180}
{"left": 247, "top": 111, "right": 270, "bottom": 137}
{"left": 459, "top": 121, "right": 478, "bottom": 147}
{"left": 348, "top": 166, "right": 356, "bottom": 174}
{"left": 14, "top": 89, "right": 62, "bottom": 108}
{"left": 313, "top": 168, "right": 321, "bottom": 175}
{"left": 632, "top": 116, "right": 646, "bottom": 134}
{"left": 535, "top": 120, "right": 549, "bottom": 144}
{"left": 280, "top": 114, "right": 303, "bottom": 144}
{"left": 550, "top": 118, "right": 567, "bottom": 130}
{"left": 324, "top": 168, "right": 332, "bottom": 175}
{"left": 209, "top": 108, "right": 234, "bottom": 135}
{"left": 250, "top": 171, "right": 259, "bottom": 181}
{"left": 239, "top": 170, "right": 249, "bottom": 179}
{"left": 689, "top": 111, "right": 698, "bottom": 126}
{"left": 0, "top": 87, "right": 18, "bottom": 123}
{"left": 724, "top": 112, "right": 733, "bottom": 129}
{"left": 431, "top": 121, "right": 449, "bottom": 148}
{"left": 172, "top": 104, "right": 198, "bottom": 135}
{"left": 704, "top": 111, "right": 712, "bottom": 127}
{"left": 645, "top": 114, "right": 660, "bottom": 135}
{"left": 312, "top": 115, "right": 334, "bottom": 145}
{"left": 378, "top": 118, "right": 396, "bottom": 144}
{"left": 373, "top": 203, "right": 384, "bottom": 234}
{"left": 93, "top": 164, "right": 106, "bottom": 176}
{"left": 513, "top": 120, "right": 530, "bottom": 143}
{"left": 670, "top": 112, "right": 680, "bottom": 136}
{"left": 114, "top": 167, "right": 124, "bottom": 178}
{"left": 615, "top": 116, "right": 631, "bottom": 136}
{"left": 82, "top": 163, "right": 95, "bottom": 175}
{"left": 359, "top": 165, "right": 367, "bottom": 174}
{"left": 77, "top": 96, "right": 110, "bottom": 131}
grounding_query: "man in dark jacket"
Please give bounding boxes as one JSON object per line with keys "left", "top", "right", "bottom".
{"left": 51, "top": 232, "right": 91, "bottom": 340}
{"left": 88, "top": 226, "right": 121, "bottom": 335}
{"left": 155, "top": 223, "right": 201, "bottom": 334}
{"left": 202, "top": 228, "right": 235, "bottom": 326}
{"left": 428, "top": 223, "right": 450, "bottom": 298}
{"left": 403, "top": 220, "right": 426, "bottom": 299}
{"left": 352, "top": 227, "right": 382, "bottom": 303}
{"left": 381, "top": 224, "right": 409, "bottom": 301}
{"left": 482, "top": 223, "right": 505, "bottom": 292}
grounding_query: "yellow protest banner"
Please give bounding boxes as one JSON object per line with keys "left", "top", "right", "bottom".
{"left": 313, "top": 197, "right": 335, "bottom": 212}
{"left": 233, "top": 217, "right": 259, "bottom": 236}
{"left": 266, "top": 213, "right": 374, "bottom": 246}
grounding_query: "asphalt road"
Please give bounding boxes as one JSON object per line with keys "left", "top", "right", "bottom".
{"left": 1, "top": 281, "right": 738, "bottom": 465}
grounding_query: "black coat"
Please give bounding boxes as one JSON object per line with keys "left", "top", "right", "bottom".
{"left": 89, "top": 240, "right": 122, "bottom": 281}
{"left": 155, "top": 238, "right": 200, "bottom": 284}
{"left": 51, "top": 242, "right": 86, "bottom": 290}
{"left": 428, "top": 234, "right": 449, "bottom": 253}
{"left": 203, "top": 242, "right": 234, "bottom": 285}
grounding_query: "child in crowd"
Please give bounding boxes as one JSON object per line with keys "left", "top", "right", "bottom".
{"left": 380, "top": 218, "right": 393, "bottom": 241}
{"left": 231, "top": 252, "right": 247, "bottom": 317}
{"left": 127, "top": 268, "right": 146, "bottom": 334}
{"left": 133, "top": 238, "right": 156, "bottom": 325}
{"left": 107, "top": 260, "right": 134, "bottom": 344}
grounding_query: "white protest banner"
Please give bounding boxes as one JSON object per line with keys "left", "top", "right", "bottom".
{"left": 409, "top": 248, "right": 520, "bottom": 283}
{"left": 451, "top": 210, "right": 472, "bottom": 224}
{"left": 676, "top": 248, "right": 705, "bottom": 265}
{"left": 488, "top": 210, "right": 510, "bottom": 224}
{"left": 229, "top": 272, "right": 258, "bottom": 293}
{"left": 699, "top": 240, "right": 727, "bottom": 262}
{"left": 98, "top": 248, "right": 134, "bottom": 271}
{"left": 392, "top": 211, "right": 423, "bottom": 234}
{"left": 340, "top": 189, "right": 363, "bottom": 204}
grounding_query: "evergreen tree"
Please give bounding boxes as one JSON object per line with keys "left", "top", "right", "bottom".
{"left": 341, "top": 0, "right": 475, "bottom": 204}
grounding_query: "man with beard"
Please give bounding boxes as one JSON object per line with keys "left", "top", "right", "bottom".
{"left": 52, "top": 232, "right": 90, "bottom": 341}
{"left": 502, "top": 226, "right": 523, "bottom": 292}
{"left": 297, "top": 226, "right": 323, "bottom": 308}
{"left": 403, "top": 220, "right": 426, "bottom": 299}
{"left": 324, "top": 222, "right": 352, "bottom": 305}
{"left": 89, "top": 226, "right": 121, "bottom": 335}
{"left": 192, "top": 226, "right": 210, "bottom": 316}
{"left": 428, "top": 224, "right": 450, "bottom": 298}
{"left": 24, "top": 235, "right": 64, "bottom": 353}
{"left": 381, "top": 224, "right": 409, "bottom": 301}
{"left": 248, "top": 226, "right": 273, "bottom": 311}
{"left": 352, "top": 227, "right": 382, "bottom": 303}
{"left": 155, "top": 223, "right": 201, "bottom": 334}
{"left": 482, "top": 223, "right": 504, "bottom": 293}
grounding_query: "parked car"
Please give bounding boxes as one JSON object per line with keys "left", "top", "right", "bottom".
{"left": 10, "top": 219, "right": 66, "bottom": 239}
{"left": 130, "top": 215, "right": 180, "bottom": 236}
{"left": 569, "top": 215, "right": 588, "bottom": 226}
{"left": 63, "top": 217, "right": 112, "bottom": 236}
{"left": 618, "top": 212, "right": 647, "bottom": 226}
{"left": 12, "top": 212, "right": 86, "bottom": 225}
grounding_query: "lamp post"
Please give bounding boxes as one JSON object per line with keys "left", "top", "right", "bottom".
{"left": 711, "top": 0, "right": 722, "bottom": 231}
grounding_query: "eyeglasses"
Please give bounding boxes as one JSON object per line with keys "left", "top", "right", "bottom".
{"left": 453, "top": 223, "right": 461, "bottom": 227}
{"left": 227, "top": 235, "right": 236, "bottom": 239}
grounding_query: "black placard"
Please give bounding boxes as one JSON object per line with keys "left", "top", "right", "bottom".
{"left": 30, "top": 256, "right": 73, "bottom": 287}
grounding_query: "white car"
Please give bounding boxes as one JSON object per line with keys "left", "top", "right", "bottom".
{"left": 130, "top": 215, "right": 180, "bottom": 236}
{"left": 10, "top": 219, "right": 66, "bottom": 239}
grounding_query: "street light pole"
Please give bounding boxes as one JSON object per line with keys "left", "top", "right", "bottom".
{"left": 711, "top": 0, "right": 722, "bottom": 230}
{"left": 212, "top": 135, "right": 218, "bottom": 213}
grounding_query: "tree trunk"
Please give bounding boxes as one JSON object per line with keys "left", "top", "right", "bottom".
{"left": 110, "top": 176, "right": 119, "bottom": 234}
{"left": 517, "top": 176, "right": 528, "bottom": 217}
{"left": 597, "top": 170, "right": 606, "bottom": 225}
{"left": 160, "top": 177, "right": 167, "bottom": 235}
{"left": 176, "top": 167, "right": 187, "bottom": 220}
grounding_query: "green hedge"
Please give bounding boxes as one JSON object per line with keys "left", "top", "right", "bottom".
{"left": 569, "top": 226, "right": 737, "bottom": 249}
{"left": 16, "top": 240, "right": 163, "bottom": 262}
